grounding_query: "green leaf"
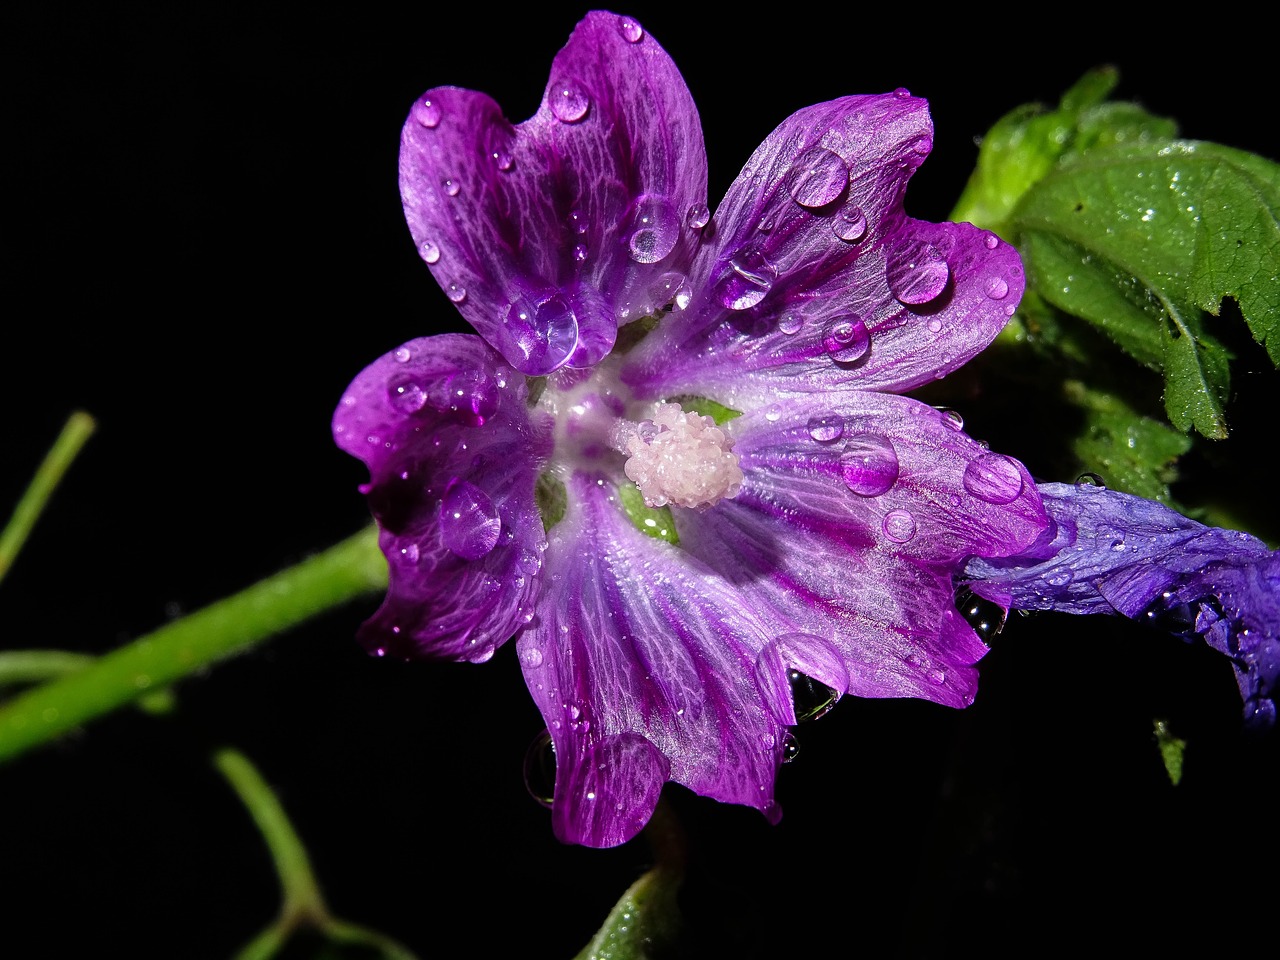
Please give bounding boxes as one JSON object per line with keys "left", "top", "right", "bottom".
{"left": 1153, "top": 719, "right": 1186, "bottom": 786}
{"left": 1012, "top": 140, "right": 1280, "bottom": 437}
{"left": 1064, "top": 381, "right": 1191, "bottom": 502}
{"left": 616, "top": 484, "right": 679, "bottom": 545}
{"left": 572, "top": 865, "right": 680, "bottom": 960}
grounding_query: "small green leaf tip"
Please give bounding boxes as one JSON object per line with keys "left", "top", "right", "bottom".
{"left": 616, "top": 483, "right": 679, "bottom": 545}
{"left": 1153, "top": 719, "right": 1186, "bottom": 786}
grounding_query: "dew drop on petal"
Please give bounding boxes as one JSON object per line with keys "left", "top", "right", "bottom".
{"left": 1075, "top": 472, "right": 1106, "bottom": 490}
{"left": 927, "top": 317, "right": 943, "bottom": 333}
{"left": 832, "top": 204, "right": 867, "bottom": 242}
{"left": 963, "top": 453, "right": 1024, "bottom": 504}
{"left": 764, "top": 404, "right": 782, "bottom": 422}
{"left": 573, "top": 243, "right": 588, "bottom": 262}
{"left": 715, "top": 249, "right": 777, "bottom": 310}
{"left": 938, "top": 408, "right": 964, "bottom": 430}
{"left": 442, "top": 178, "right": 461, "bottom": 197}
{"left": 569, "top": 209, "right": 588, "bottom": 234}
{"left": 503, "top": 296, "right": 579, "bottom": 375}
{"left": 882, "top": 509, "right": 917, "bottom": 543}
{"left": 778, "top": 313, "right": 804, "bottom": 335}
{"left": 493, "top": 150, "right": 514, "bottom": 171}
{"left": 839, "top": 435, "right": 899, "bottom": 496}
{"left": 399, "top": 542, "right": 420, "bottom": 564}
{"left": 955, "top": 586, "right": 1007, "bottom": 641}
{"left": 388, "top": 376, "right": 427, "bottom": 413}
{"left": 439, "top": 480, "right": 501, "bottom": 560}
{"left": 753, "top": 633, "right": 850, "bottom": 725}
{"left": 888, "top": 243, "right": 950, "bottom": 305}
{"left": 984, "top": 276, "right": 1010, "bottom": 300}
{"left": 420, "top": 240, "right": 441, "bottom": 264}
{"left": 618, "top": 16, "right": 644, "bottom": 41}
{"left": 446, "top": 283, "right": 467, "bottom": 304}
{"left": 550, "top": 81, "right": 590, "bottom": 122}
{"left": 446, "top": 369, "right": 500, "bottom": 425}
{"left": 523, "top": 729, "right": 556, "bottom": 807}
{"left": 686, "top": 202, "right": 711, "bottom": 229}
{"left": 393, "top": 345, "right": 412, "bottom": 363}
{"left": 628, "top": 196, "right": 679, "bottom": 264}
{"left": 413, "top": 98, "right": 441, "bottom": 128}
{"left": 984, "top": 233, "right": 999, "bottom": 249}
{"left": 787, "top": 147, "right": 848, "bottom": 209}
{"left": 823, "top": 316, "right": 870, "bottom": 363}
{"left": 807, "top": 415, "right": 845, "bottom": 443}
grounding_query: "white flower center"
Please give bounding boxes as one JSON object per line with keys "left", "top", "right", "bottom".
{"left": 615, "top": 402, "right": 743, "bottom": 509}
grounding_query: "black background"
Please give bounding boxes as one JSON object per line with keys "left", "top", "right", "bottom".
{"left": 5, "top": 5, "right": 1277, "bottom": 957}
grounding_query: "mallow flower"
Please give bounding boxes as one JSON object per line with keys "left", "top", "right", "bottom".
{"left": 333, "top": 11, "right": 1048, "bottom": 847}
{"left": 964, "top": 482, "right": 1280, "bottom": 728}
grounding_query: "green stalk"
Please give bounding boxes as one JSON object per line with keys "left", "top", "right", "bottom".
{"left": 0, "top": 525, "right": 386, "bottom": 763}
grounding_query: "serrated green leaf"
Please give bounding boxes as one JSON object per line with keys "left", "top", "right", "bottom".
{"left": 572, "top": 866, "right": 680, "bottom": 960}
{"left": 1065, "top": 381, "right": 1191, "bottom": 501}
{"left": 1013, "top": 140, "right": 1279, "bottom": 437}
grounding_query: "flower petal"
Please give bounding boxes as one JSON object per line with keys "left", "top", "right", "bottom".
{"left": 332, "top": 335, "right": 551, "bottom": 663}
{"left": 675, "top": 393, "right": 1048, "bottom": 706}
{"left": 622, "top": 93, "right": 1022, "bottom": 404}
{"left": 963, "top": 482, "right": 1280, "bottom": 727}
{"left": 399, "top": 12, "right": 707, "bottom": 375}
{"left": 518, "top": 472, "right": 787, "bottom": 847}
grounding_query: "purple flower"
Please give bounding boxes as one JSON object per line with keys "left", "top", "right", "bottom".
{"left": 334, "top": 11, "right": 1048, "bottom": 847}
{"left": 964, "top": 482, "right": 1280, "bottom": 727}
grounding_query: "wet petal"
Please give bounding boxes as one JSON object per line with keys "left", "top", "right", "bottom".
{"left": 963, "top": 482, "right": 1280, "bottom": 727}
{"left": 332, "top": 335, "right": 552, "bottom": 662}
{"left": 622, "top": 93, "right": 1022, "bottom": 404}
{"left": 399, "top": 12, "right": 707, "bottom": 375}
{"left": 518, "top": 473, "right": 786, "bottom": 847}
{"left": 675, "top": 394, "right": 1047, "bottom": 706}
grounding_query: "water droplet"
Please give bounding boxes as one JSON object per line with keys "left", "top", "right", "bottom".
{"left": 388, "top": 376, "right": 427, "bottom": 413}
{"left": 823, "top": 316, "right": 871, "bottom": 363}
{"left": 715, "top": 249, "right": 777, "bottom": 310}
{"left": 1046, "top": 569, "right": 1072, "bottom": 587}
{"left": 1075, "top": 472, "right": 1106, "bottom": 489}
{"left": 963, "top": 453, "right": 1024, "bottom": 504}
{"left": 753, "top": 633, "right": 849, "bottom": 725}
{"left": 786, "top": 147, "right": 848, "bottom": 209}
{"left": 882, "top": 509, "right": 916, "bottom": 543}
{"left": 764, "top": 404, "right": 782, "bottom": 423}
{"left": 894, "top": 86, "right": 911, "bottom": 98}
{"left": 912, "top": 135, "right": 933, "bottom": 155}
{"left": 573, "top": 243, "right": 588, "bottom": 262}
{"left": 503, "top": 296, "right": 579, "bottom": 374}
{"left": 832, "top": 204, "right": 867, "bottom": 242}
{"left": 984, "top": 276, "right": 1010, "bottom": 300}
{"left": 523, "top": 729, "right": 556, "bottom": 807}
{"left": 756, "top": 215, "right": 774, "bottom": 233}
{"left": 839, "top": 435, "right": 899, "bottom": 496}
{"left": 493, "top": 150, "right": 514, "bottom": 171}
{"left": 938, "top": 408, "right": 964, "bottom": 430}
{"left": 628, "top": 196, "right": 678, "bottom": 264}
{"left": 781, "top": 732, "right": 800, "bottom": 763}
{"left": 686, "top": 202, "right": 711, "bottom": 229}
{"left": 419, "top": 240, "right": 441, "bottom": 264}
{"left": 777, "top": 313, "right": 804, "bottom": 335}
{"left": 618, "top": 15, "right": 644, "bottom": 41}
{"left": 413, "top": 98, "right": 441, "bottom": 128}
{"left": 984, "top": 233, "right": 999, "bottom": 249}
{"left": 569, "top": 209, "right": 588, "bottom": 234}
{"left": 398, "top": 542, "right": 420, "bottom": 564}
{"left": 888, "top": 243, "right": 950, "bottom": 305}
{"left": 806, "top": 415, "right": 845, "bottom": 443}
{"left": 550, "top": 81, "right": 589, "bottom": 122}
{"left": 439, "top": 480, "right": 501, "bottom": 560}
{"left": 927, "top": 317, "right": 943, "bottom": 333}
{"left": 446, "top": 369, "right": 500, "bottom": 425}
{"left": 443, "top": 178, "right": 460, "bottom": 197}
{"left": 446, "top": 283, "right": 467, "bottom": 304}
{"left": 393, "top": 346, "right": 412, "bottom": 363}
{"left": 955, "top": 587, "right": 1007, "bottom": 641}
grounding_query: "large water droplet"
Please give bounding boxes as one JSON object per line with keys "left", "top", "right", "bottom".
{"left": 419, "top": 240, "right": 440, "bottom": 264}
{"left": 882, "top": 509, "right": 917, "bottom": 543}
{"left": 393, "top": 345, "right": 412, "bottom": 363}
{"left": 984, "top": 276, "right": 1010, "bottom": 300}
{"left": 439, "top": 480, "right": 501, "bottom": 560}
{"left": 686, "top": 202, "right": 711, "bottom": 229}
{"left": 753, "top": 633, "right": 850, "bottom": 725}
{"left": 955, "top": 587, "right": 1007, "bottom": 641}
{"left": 963, "top": 453, "right": 1024, "bottom": 504}
{"left": 443, "top": 178, "right": 461, "bottom": 197}
{"left": 807, "top": 415, "right": 845, "bottom": 443}
{"left": 832, "top": 204, "right": 867, "bottom": 242}
{"left": 550, "top": 81, "right": 590, "bottom": 122}
{"left": 523, "top": 729, "right": 556, "bottom": 807}
{"left": 938, "top": 408, "right": 965, "bottom": 430}
{"left": 778, "top": 313, "right": 804, "bottom": 335}
{"left": 503, "top": 296, "right": 580, "bottom": 374}
{"left": 618, "top": 15, "right": 644, "bottom": 41}
{"left": 888, "top": 243, "right": 950, "bottom": 305}
{"left": 413, "top": 98, "right": 441, "bottom": 128}
{"left": 781, "top": 732, "right": 800, "bottom": 763}
{"left": 716, "top": 250, "right": 777, "bottom": 310}
{"left": 446, "top": 283, "right": 466, "bottom": 304}
{"left": 823, "top": 316, "right": 870, "bottom": 363}
{"left": 445, "top": 369, "right": 500, "bottom": 425}
{"left": 983, "top": 233, "right": 999, "bottom": 249}
{"left": 763, "top": 404, "right": 782, "bottom": 423}
{"left": 839, "top": 435, "right": 899, "bottom": 496}
{"left": 627, "top": 196, "right": 679, "bottom": 264}
{"left": 493, "top": 150, "right": 514, "bottom": 171}
{"left": 388, "top": 375, "right": 427, "bottom": 413}
{"left": 786, "top": 147, "right": 848, "bottom": 209}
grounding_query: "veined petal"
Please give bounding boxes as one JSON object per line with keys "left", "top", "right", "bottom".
{"left": 622, "top": 94, "right": 1022, "bottom": 404}
{"left": 518, "top": 472, "right": 786, "bottom": 847}
{"left": 964, "top": 482, "right": 1280, "bottom": 726}
{"left": 332, "top": 335, "right": 551, "bottom": 663}
{"left": 675, "top": 393, "right": 1048, "bottom": 706}
{"left": 399, "top": 12, "right": 707, "bottom": 375}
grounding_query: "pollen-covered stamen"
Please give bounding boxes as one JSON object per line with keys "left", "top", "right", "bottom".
{"left": 617, "top": 402, "right": 743, "bottom": 509}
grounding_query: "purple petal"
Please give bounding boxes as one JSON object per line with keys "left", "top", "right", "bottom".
{"left": 964, "top": 482, "right": 1280, "bottom": 727}
{"left": 332, "top": 334, "right": 552, "bottom": 663}
{"left": 675, "top": 394, "right": 1048, "bottom": 706}
{"left": 399, "top": 12, "right": 707, "bottom": 375}
{"left": 518, "top": 472, "right": 787, "bottom": 847}
{"left": 621, "top": 93, "right": 1022, "bottom": 404}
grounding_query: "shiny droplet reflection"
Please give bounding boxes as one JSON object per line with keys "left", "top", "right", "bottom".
{"left": 789, "top": 669, "right": 839, "bottom": 723}
{"left": 523, "top": 729, "right": 556, "bottom": 807}
{"left": 955, "top": 587, "right": 1007, "bottom": 642}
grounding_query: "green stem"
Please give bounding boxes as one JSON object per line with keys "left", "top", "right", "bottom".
{"left": 0, "top": 525, "right": 386, "bottom": 763}
{"left": 0, "top": 650, "right": 96, "bottom": 686}
{"left": 0, "top": 411, "right": 96, "bottom": 585}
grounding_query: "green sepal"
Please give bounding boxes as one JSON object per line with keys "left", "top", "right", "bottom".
{"left": 664, "top": 394, "right": 741, "bottom": 425}
{"left": 572, "top": 865, "right": 681, "bottom": 960}
{"left": 1153, "top": 719, "right": 1186, "bottom": 786}
{"left": 535, "top": 472, "right": 568, "bottom": 532}
{"left": 616, "top": 484, "right": 679, "bottom": 545}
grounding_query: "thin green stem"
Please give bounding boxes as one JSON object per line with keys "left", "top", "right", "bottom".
{"left": 0, "top": 411, "right": 96, "bottom": 585}
{"left": 0, "top": 650, "right": 96, "bottom": 686}
{"left": 0, "top": 525, "right": 386, "bottom": 763}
